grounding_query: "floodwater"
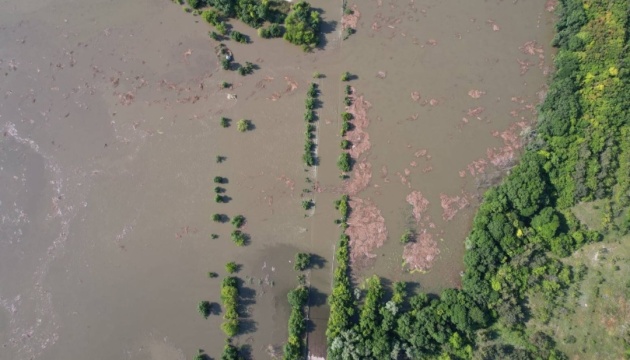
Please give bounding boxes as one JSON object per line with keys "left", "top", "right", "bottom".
{"left": 0, "top": 0, "right": 553, "bottom": 359}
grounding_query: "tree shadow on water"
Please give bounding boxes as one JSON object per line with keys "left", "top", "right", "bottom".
{"left": 309, "top": 254, "right": 327, "bottom": 269}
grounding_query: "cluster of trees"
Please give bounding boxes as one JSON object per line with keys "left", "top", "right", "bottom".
{"left": 283, "top": 284, "right": 309, "bottom": 359}
{"left": 303, "top": 82, "right": 318, "bottom": 166}
{"left": 324, "top": 0, "right": 629, "bottom": 358}
{"left": 337, "top": 89, "right": 354, "bottom": 173}
{"left": 283, "top": 1, "right": 321, "bottom": 51}
{"left": 294, "top": 252, "right": 311, "bottom": 271}
{"left": 220, "top": 276, "right": 240, "bottom": 337}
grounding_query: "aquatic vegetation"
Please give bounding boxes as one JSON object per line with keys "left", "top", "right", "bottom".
{"left": 294, "top": 252, "right": 311, "bottom": 271}
{"left": 231, "top": 214, "right": 245, "bottom": 228}
{"left": 236, "top": 119, "right": 251, "bottom": 132}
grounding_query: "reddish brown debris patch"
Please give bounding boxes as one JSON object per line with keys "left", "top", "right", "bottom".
{"left": 344, "top": 92, "right": 372, "bottom": 159}
{"left": 468, "top": 89, "right": 486, "bottom": 99}
{"left": 284, "top": 76, "right": 298, "bottom": 93}
{"left": 426, "top": 39, "right": 438, "bottom": 46}
{"left": 440, "top": 193, "right": 470, "bottom": 221}
{"left": 345, "top": 161, "right": 372, "bottom": 195}
{"left": 411, "top": 91, "right": 421, "bottom": 102}
{"left": 277, "top": 175, "right": 295, "bottom": 191}
{"left": 545, "top": 0, "right": 557, "bottom": 12}
{"left": 346, "top": 198, "right": 388, "bottom": 265}
{"left": 406, "top": 191, "right": 429, "bottom": 223}
{"left": 519, "top": 41, "right": 544, "bottom": 56}
{"left": 376, "top": 71, "right": 387, "bottom": 79}
{"left": 486, "top": 19, "right": 500, "bottom": 31}
{"left": 403, "top": 231, "right": 440, "bottom": 272}
{"left": 342, "top": 4, "right": 361, "bottom": 30}
{"left": 467, "top": 158, "right": 488, "bottom": 176}
{"left": 429, "top": 98, "right": 440, "bottom": 106}
{"left": 466, "top": 106, "right": 485, "bottom": 118}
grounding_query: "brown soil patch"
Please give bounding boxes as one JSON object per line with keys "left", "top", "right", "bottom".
{"left": 346, "top": 198, "right": 388, "bottom": 267}
{"left": 403, "top": 232, "right": 440, "bottom": 272}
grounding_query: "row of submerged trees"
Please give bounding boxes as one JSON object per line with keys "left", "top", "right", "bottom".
{"left": 324, "top": 0, "right": 630, "bottom": 359}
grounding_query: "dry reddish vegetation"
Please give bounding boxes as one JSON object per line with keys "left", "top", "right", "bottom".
{"left": 345, "top": 198, "right": 388, "bottom": 267}
{"left": 345, "top": 161, "right": 372, "bottom": 195}
{"left": 341, "top": 4, "right": 360, "bottom": 30}
{"left": 343, "top": 91, "right": 374, "bottom": 195}
{"left": 440, "top": 193, "right": 470, "bottom": 221}
{"left": 406, "top": 191, "right": 430, "bottom": 222}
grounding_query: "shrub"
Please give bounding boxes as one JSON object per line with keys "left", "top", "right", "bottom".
{"left": 341, "top": 112, "right": 353, "bottom": 121}
{"left": 215, "top": 21, "right": 228, "bottom": 35}
{"left": 209, "top": 31, "right": 220, "bottom": 40}
{"left": 344, "top": 96, "right": 352, "bottom": 106}
{"left": 202, "top": 10, "right": 220, "bottom": 25}
{"left": 340, "top": 140, "right": 350, "bottom": 149}
{"left": 215, "top": 194, "right": 226, "bottom": 203}
{"left": 220, "top": 117, "right": 230, "bottom": 127}
{"left": 301, "top": 200, "right": 314, "bottom": 210}
{"left": 208, "top": 272, "right": 218, "bottom": 278}
{"left": 214, "top": 177, "right": 226, "bottom": 184}
{"left": 259, "top": 23, "right": 284, "bottom": 38}
{"left": 237, "top": 62, "right": 254, "bottom": 76}
{"left": 340, "top": 121, "right": 350, "bottom": 136}
{"left": 216, "top": 155, "right": 226, "bottom": 163}
{"left": 313, "top": 71, "right": 322, "bottom": 79}
{"left": 294, "top": 252, "right": 311, "bottom": 271}
{"left": 400, "top": 229, "right": 415, "bottom": 244}
{"left": 283, "top": 1, "right": 321, "bottom": 50}
{"left": 303, "top": 152, "right": 315, "bottom": 167}
{"left": 304, "top": 110, "right": 315, "bottom": 122}
{"left": 212, "top": 213, "right": 224, "bottom": 222}
{"left": 341, "top": 71, "right": 350, "bottom": 81}
{"left": 230, "top": 30, "right": 248, "bottom": 44}
{"left": 231, "top": 215, "right": 246, "bottom": 228}
{"left": 236, "top": 119, "right": 251, "bottom": 132}
{"left": 214, "top": 186, "right": 225, "bottom": 193}
{"left": 345, "top": 85, "right": 352, "bottom": 95}
{"left": 210, "top": 233, "right": 219, "bottom": 239}
{"left": 305, "top": 97, "right": 315, "bottom": 109}
{"left": 230, "top": 230, "right": 247, "bottom": 246}
{"left": 337, "top": 153, "right": 351, "bottom": 172}
{"left": 225, "top": 261, "right": 239, "bottom": 273}
{"left": 221, "top": 81, "right": 230, "bottom": 89}
{"left": 307, "top": 83, "right": 318, "bottom": 98}
{"left": 221, "top": 57, "right": 231, "bottom": 70}
{"left": 198, "top": 301, "right": 212, "bottom": 318}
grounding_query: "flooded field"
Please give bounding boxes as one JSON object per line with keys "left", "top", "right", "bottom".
{"left": 0, "top": 0, "right": 554, "bottom": 359}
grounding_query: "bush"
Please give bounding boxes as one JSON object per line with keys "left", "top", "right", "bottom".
{"left": 400, "top": 229, "right": 415, "bottom": 244}
{"left": 301, "top": 199, "right": 314, "bottom": 210}
{"left": 221, "top": 58, "right": 231, "bottom": 70}
{"left": 230, "top": 230, "right": 247, "bottom": 246}
{"left": 215, "top": 194, "right": 226, "bottom": 203}
{"left": 215, "top": 21, "right": 228, "bottom": 35}
{"left": 237, "top": 61, "right": 254, "bottom": 76}
{"left": 283, "top": 1, "right": 321, "bottom": 50}
{"left": 230, "top": 30, "right": 248, "bottom": 43}
{"left": 304, "top": 110, "right": 315, "bottom": 122}
{"left": 340, "top": 140, "right": 350, "bottom": 149}
{"left": 259, "top": 23, "right": 284, "bottom": 38}
{"left": 341, "top": 112, "right": 353, "bottom": 121}
{"left": 210, "top": 233, "right": 219, "bottom": 239}
{"left": 313, "top": 71, "right": 322, "bottom": 79}
{"left": 198, "top": 300, "right": 212, "bottom": 318}
{"left": 208, "top": 272, "right": 218, "bottom": 278}
{"left": 341, "top": 71, "right": 350, "bottom": 81}
{"left": 212, "top": 213, "right": 224, "bottom": 222}
{"left": 209, "top": 31, "right": 220, "bottom": 40}
{"left": 294, "top": 253, "right": 311, "bottom": 271}
{"left": 220, "top": 117, "right": 230, "bottom": 127}
{"left": 236, "top": 119, "right": 251, "bottom": 132}
{"left": 202, "top": 9, "right": 220, "bottom": 25}
{"left": 337, "top": 152, "right": 352, "bottom": 172}
{"left": 225, "top": 261, "right": 239, "bottom": 274}
{"left": 213, "top": 176, "right": 226, "bottom": 184}
{"left": 231, "top": 215, "right": 246, "bottom": 228}
{"left": 221, "top": 81, "right": 230, "bottom": 89}
{"left": 214, "top": 186, "right": 225, "bottom": 193}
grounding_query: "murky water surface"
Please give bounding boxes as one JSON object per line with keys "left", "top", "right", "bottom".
{"left": 0, "top": 0, "right": 553, "bottom": 358}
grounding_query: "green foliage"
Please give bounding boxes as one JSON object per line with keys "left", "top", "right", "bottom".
{"left": 214, "top": 186, "right": 225, "bottom": 193}
{"left": 186, "top": 0, "right": 202, "bottom": 8}
{"left": 209, "top": 31, "right": 220, "bottom": 40}
{"left": 337, "top": 152, "right": 352, "bottom": 172}
{"left": 231, "top": 214, "right": 245, "bottom": 228}
{"left": 208, "top": 271, "right": 219, "bottom": 278}
{"left": 230, "top": 230, "right": 247, "bottom": 246}
{"left": 340, "top": 139, "right": 350, "bottom": 150}
{"left": 229, "top": 30, "right": 248, "bottom": 43}
{"left": 341, "top": 112, "right": 353, "bottom": 121}
{"left": 225, "top": 262, "right": 239, "bottom": 274}
{"left": 221, "top": 81, "right": 230, "bottom": 89}
{"left": 215, "top": 21, "right": 228, "bottom": 35}
{"left": 341, "top": 71, "right": 350, "bottom": 81}
{"left": 400, "top": 229, "right": 415, "bottom": 244}
{"left": 220, "top": 117, "right": 230, "bottom": 127}
{"left": 198, "top": 300, "right": 212, "bottom": 318}
{"left": 212, "top": 213, "right": 225, "bottom": 222}
{"left": 236, "top": 119, "right": 250, "bottom": 132}
{"left": 301, "top": 199, "right": 314, "bottom": 211}
{"left": 211, "top": 233, "right": 219, "bottom": 239}
{"left": 221, "top": 340, "right": 242, "bottom": 360}
{"left": 283, "top": 1, "right": 321, "bottom": 50}
{"left": 237, "top": 62, "right": 254, "bottom": 76}
{"left": 202, "top": 9, "right": 220, "bottom": 25}
{"left": 294, "top": 252, "right": 311, "bottom": 271}
{"left": 258, "top": 23, "right": 284, "bottom": 38}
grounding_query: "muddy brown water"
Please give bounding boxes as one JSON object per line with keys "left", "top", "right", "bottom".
{"left": 0, "top": 0, "right": 553, "bottom": 359}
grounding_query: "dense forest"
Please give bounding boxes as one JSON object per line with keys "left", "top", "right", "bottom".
{"left": 324, "top": 0, "right": 630, "bottom": 359}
